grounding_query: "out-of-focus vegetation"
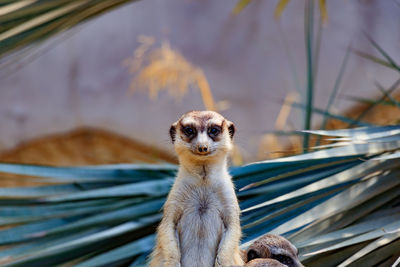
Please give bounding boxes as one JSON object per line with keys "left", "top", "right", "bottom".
{"left": 0, "top": 0, "right": 138, "bottom": 58}
{"left": 124, "top": 37, "right": 216, "bottom": 111}
{"left": 233, "top": 0, "right": 327, "bottom": 22}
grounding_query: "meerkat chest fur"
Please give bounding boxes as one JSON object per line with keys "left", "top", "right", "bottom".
{"left": 175, "top": 163, "right": 234, "bottom": 221}
{"left": 171, "top": 157, "right": 237, "bottom": 266}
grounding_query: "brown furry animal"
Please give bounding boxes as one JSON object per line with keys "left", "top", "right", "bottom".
{"left": 243, "top": 234, "right": 304, "bottom": 267}
{"left": 149, "top": 111, "right": 243, "bottom": 267}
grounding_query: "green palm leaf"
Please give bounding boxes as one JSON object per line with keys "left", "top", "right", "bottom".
{"left": 0, "top": 0, "right": 140, "bottom": 65}
{"left": 0, "top": 126, "right": 399, "bottom": 266}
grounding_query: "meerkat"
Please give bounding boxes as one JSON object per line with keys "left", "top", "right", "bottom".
{"left": 243, "top": 234, "right": 304, "bottom": 267}
{"left": 149, "top": 110, "right": 243, "bottom": 267}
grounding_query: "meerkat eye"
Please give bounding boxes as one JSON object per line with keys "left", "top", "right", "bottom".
{"left": 272, "top": 254, "right": 294, "bottom": 266}
{"left": 208, "top": 126, "right": 220, "bottom": 136}
{"left": 183, "top": 127, "right": 195, "bottom": 136}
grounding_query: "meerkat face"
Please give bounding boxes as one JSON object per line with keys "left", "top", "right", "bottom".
{"left": 169, "top": 111, "right": 235, "bottom": 162}
{"left": 245, "top": 234, "right": 304, "bottom": 267}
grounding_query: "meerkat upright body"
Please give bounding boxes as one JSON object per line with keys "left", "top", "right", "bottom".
{"left": 150, "top": 111, "right": 243, "bottom": 267}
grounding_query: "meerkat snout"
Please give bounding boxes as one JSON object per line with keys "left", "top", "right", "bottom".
{"left": 197, "top": 143, "right": 208, "bottom": 153}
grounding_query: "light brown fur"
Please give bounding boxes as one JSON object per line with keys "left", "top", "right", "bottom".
{"left": 243, "top": 234, "right": 304, "bottom": 267}
{"left": 245, "top": 258, "right": 286, "bottom": 267}
{"left": 150, "top": 111, "right": 243, "bottom": 267}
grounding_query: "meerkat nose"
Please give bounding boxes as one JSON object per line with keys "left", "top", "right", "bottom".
{"left": 198, "top": 145, "right": 208, "bottom": 153}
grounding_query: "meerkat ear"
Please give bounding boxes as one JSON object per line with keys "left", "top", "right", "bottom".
{"left": 169, "top": 123, "right": 177, "bottom": 143}
{"left": 227, "top": 121, "right": 235, "bottom": 139}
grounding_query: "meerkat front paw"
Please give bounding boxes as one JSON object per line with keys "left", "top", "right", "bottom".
{"left": 215, "top": 255, "right": 223, "bottom": 267}
{"left": 216, "top": 247, "right": 244, "bottom": 266}
{"left": 215, "top": 255, "right": 244, "bottom": 267}
{"left": 215, "top": 254, "right": 231, "bottom": 267}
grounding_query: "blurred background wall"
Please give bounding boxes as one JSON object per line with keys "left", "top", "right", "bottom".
{"left": 1, "top": 0, "right": 399, "bottom": 163}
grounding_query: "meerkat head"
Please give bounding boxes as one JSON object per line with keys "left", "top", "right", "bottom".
{"left": 244, "top": 234, "right": 304, "bottom": 267}
{"left": 169, "top": 111, "right": 235, "bottom": 163}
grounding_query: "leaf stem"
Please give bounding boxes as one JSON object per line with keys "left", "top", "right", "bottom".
{"left": 303, "top": 0, "right": 314, "bottom": 152}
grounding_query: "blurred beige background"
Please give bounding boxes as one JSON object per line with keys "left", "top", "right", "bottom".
{"left": 1, "top": 0, "right": 399, "bottom": 162}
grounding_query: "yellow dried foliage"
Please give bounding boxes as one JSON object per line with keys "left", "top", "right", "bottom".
{"left": 257, "top": 91, "right": 302, "bottom": 159}
{"left": 274, "top": 0, "right": 291, "bottom": 19}
{"left": 233, "top": 0, "right": 328, "bottom": 22}
{"left": 273, "top": 0, "right": 328, "bottom": 22}
{"left": 124, "top": 36, "right": 216, "bottom": 111}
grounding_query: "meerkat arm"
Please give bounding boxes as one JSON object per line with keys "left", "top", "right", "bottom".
{"left": 152, "top": 200, "right": 182, "bottom": 267}
{"left": 215, "top": 207, "right": 243, "bottom": 266}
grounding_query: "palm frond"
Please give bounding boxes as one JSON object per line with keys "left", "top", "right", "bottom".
{"left": 354, "top": 34, "right": 400, "bottom": 73}
{"left": 0, "top": 125, "right": 399, "bottom": 266}
{"left": 303, "top": 0, "right": 315, "bottom": 151}
{"left": 343, "top": 95, "right": 397, "bottom": 108}
{"left": 317, "top": 45, "right": 351, "bottom": 145}
{"left": 0, "top": 0, "right": 139, "bottom": 60}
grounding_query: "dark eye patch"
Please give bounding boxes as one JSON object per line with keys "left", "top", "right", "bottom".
{"left": 184, "top": 127, "right": 194, "bottom": 135}
{"left": 208, "top": 125, "right": 221, "bottom": 136}
{"left": 207, "top": 125, "right": 222, "bottom": 141}
{"left": 180, "top": 124, "right": 197, "bottom": 139}
{"left": 272, "top": 254, "right": 294, "bottom": 266}
{"left": 247, "top": 249, "right": 259, "bottom": 262}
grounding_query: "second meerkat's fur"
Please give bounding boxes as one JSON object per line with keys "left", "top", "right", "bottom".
{"left": 149, "top": 111, "right": 243, "bottom": 267}
{"left": 243, "top": 234, "right": 304, "bottom": 267}
{"left": 245, "top": 258, "right": 286, "bottom": 267}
